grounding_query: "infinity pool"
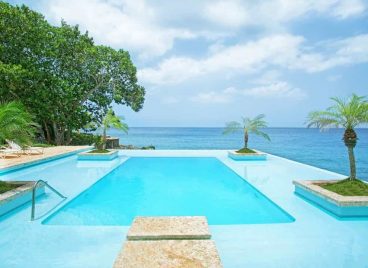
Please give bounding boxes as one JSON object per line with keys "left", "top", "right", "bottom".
{"left": 44, "top": 157, "right": 294, "bottom": 225}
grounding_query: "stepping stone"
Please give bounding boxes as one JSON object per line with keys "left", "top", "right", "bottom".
{"left": 113, "top": 240, "right": 222, "bottom": 268}
{"left": 127, "top": 216, "right": 211, "bottom": 240}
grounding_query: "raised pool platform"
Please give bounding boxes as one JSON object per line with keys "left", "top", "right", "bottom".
{"left": 228, "top": 151, "right": 267, "bottom": 161}
{"left": 77, "top": 150, "right": 119, "bottom": 161}
{"left": 294, "top": 180, "right": 368, "bottom": 218}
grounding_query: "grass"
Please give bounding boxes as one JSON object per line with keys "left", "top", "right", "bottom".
{"left": 319, "top": 178, "right": 368, "bottom": 196}
{"left": 0, "top": 181, "right": 20, "bottom": 194}
{"left": 32, "top": 143, "right": 55, "bottom": 147}
{"left": 88, "top": 149, "right": 110, "bottom": 153}
{"left": 236, "top": 147, "right": 256, "bottom": 154}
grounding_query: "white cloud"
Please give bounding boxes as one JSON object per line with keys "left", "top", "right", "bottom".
{"left": 331, "top": 0, "right": 366, "bottom": 18}
{"left": 292, "top": 34, "right": 368, "bottom": 72}
{"left": 204, "top": 1, "right": 249, "bottom": 28}
{"left": 204, "top": 0, "right": 366, "bottom": 28}
{"left": 139, "top": 33, "right": 368, "bottom": 85}
{"left": 191, "top": 91, "right": 233, "bottom": 104}
{"left": 139, "top": 34, "right": 303, "bottom": 84}
{"left": 240, "top": 82, "right": 307, "bottom": 99}
{"left": 39, "top": 0, "right": 367, "bottom": 61}
{"left": 191, "top": 81, "right": 306, "bottom": 104}
{"left": 42, "top": 0, "right": 196, "bottom": 58}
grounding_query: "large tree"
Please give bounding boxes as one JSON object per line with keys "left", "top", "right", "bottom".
{"left": 0, "top": 2, "right": 145, "bottom": 145}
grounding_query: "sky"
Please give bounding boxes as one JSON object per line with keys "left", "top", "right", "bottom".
{"left": 8, "top": 0, "right": 368, "bottom": 127}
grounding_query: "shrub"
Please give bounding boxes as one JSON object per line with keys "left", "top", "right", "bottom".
{"left": 70, "top": 132, "right": 97, "bottom": 145}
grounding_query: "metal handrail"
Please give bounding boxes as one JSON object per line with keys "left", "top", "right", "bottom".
{"left": 31, "top": 179, "right": 66, "bottom": 221}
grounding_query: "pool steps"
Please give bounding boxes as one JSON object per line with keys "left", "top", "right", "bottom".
{"left": 114, "top": 216, "right": 222, "bottom": 268}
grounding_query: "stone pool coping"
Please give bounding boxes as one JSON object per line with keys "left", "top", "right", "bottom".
{"left": 0, "top": 146, "right": 92, "bottom": 174}
{"left": 293, "top": 180, "right": 368, "bottom": 206}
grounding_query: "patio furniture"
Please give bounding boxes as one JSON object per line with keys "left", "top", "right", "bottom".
{"left": 6, "top": 140, "right": 44, "bottom": 155}
{"left": 0, "top": 147, "right": 22, "bottom": 158}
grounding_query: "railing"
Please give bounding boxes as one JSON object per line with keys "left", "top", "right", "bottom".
{"left": 31, "top": 179, "right": 66, "bottom": 221}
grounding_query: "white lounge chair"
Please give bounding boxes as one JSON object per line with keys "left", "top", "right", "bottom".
{"left": 6, "top": 140, "right": 44, "bottom": 155}
{"left": 0, "top": 147, "right": 22, "bottom": 158}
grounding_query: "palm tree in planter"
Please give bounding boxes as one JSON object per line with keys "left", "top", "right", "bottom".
{"left": 307, "top": 94, "right": 368, "bottom": 181}
{"left": 101, "top": 109, "right": 128, "bottom": 150}
{"left": 223, "top": 114, "right": 270, "bottom": 153}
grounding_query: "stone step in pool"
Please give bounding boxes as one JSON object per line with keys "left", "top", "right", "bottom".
{"left": 127, "top": 216, "right": 211, "bottom": 240}
{"left": 114, "top": 216, "right": 222, "bottom": 268}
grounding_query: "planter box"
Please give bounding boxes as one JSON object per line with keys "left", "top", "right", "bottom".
{"left": 77, "top": 150, "right": 119, "bottom": 161}
{"left": 0, "top": 181, "right": 45, "bottom": 217}
{"left": 293, "top": 180, "right": 368, "bottom": 218}
{"left": 228, "top": 151, "right": 267, "bottom": 161}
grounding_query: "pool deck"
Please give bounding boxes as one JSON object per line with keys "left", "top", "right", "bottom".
{"left": 0, "top": 146, "right": 90, "bottom": 171}
{"left": 0, "top": 150, "right": 367, "bottom": 268}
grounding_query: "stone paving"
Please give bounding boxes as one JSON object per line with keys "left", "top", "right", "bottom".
{"left": 115, "top": 216, "right": 222, "bottom": 268}
{"left": 0, "top": 146, "right": 90, "bottom": 170}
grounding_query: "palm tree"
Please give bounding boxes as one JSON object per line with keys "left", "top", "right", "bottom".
{"left": 101, "top": 109, "right": 128, "bottom": 149}
{"left": 0, "top": 101, "right": 36, "bottom": 146}
{"left": 223, "top": 114, "right": 270, "bottom": 149}
{"left": 307, "top": 94, "right": 368, "bottom": 180}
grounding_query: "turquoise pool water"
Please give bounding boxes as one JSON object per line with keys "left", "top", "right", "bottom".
{"left": 44, "top": 157, "right": 293, "bottom": 225}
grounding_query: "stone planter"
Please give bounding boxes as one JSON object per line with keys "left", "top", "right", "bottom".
{"left": 0, "top": 181, "right": 45, "bottom": 216}
{"left": 77, "top": 150, "right": 119, "bottom": 161}
{"left": 228, "top": 151, "right": 267, "bottom": 161}
{"left": 293, "top": 180, "right": 368, "bottom": 218}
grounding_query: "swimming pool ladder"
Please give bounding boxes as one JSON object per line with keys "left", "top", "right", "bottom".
{"left": 31, "top": 180, "right": 66, "bottom": 221}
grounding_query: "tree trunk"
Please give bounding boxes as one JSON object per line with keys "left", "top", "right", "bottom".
{"left": 43, "top": 121, "right": 51, "bottom": 144}
{"left": 65, "top": 128, "right": 72, "bottom": 145}
{"left": 244, "top": 131, "right": 248, "bottom": 148}
{"left": 53, "top": 123, "right": 65, "bottom": 146}
{"left": 343, "top": 128, "right": 357, "bottom": 180}
{"left": 347, "top": 145, "right": 356, "bottom": 180}
{"left": 102, "top": 127, "right": 107, "bottom": 150}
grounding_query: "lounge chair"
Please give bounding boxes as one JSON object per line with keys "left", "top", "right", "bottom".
{"left": 0, "top": 146, "right": 22, "bottom": 158}
{"left": 6, "top": 140, "right": 44, "bottom": 155}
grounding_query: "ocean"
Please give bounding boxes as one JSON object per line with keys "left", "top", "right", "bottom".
{"left": 108, "top": 127, "right": 368, "bottom": 180}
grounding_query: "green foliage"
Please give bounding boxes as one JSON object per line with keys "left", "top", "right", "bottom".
{"left": 88, "top": 149, "right": 110, "bottom": 154}
{"left": 236, "top": 148, "right": 256, "bottom": 153}
{"left": 0, "top": 101, "right": 37, "bottom": 146}
{"left": 101, "top": 109, "right": 128, "bottom": 149}
{"left": 0, "top": 181, "right": 20, "bottom": 194}
{"left": 307, "top": 94, "right": 368, "bottom": 130}
{"left": 223, "top": 114, "right": 270, "bottom": 148}
{"left": 69, "top": 132, "right": 97, "bottom": 145}
{"left": 94, "top": 135, "right": 104, "bottom": 150}
{"left": 307, "top": 94, "right": 368, "bottom": 180}
{"left": 103, "top": 109, "right": 129, "bottom": 133}
{"left": 0, "top": 2, "right": 145, "bottom": 145}
{"left": 319, "top": 179, "right": 368, "bottom": 196}
{"left": 32, "top": 143, "right": 55, "bottom": 148}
